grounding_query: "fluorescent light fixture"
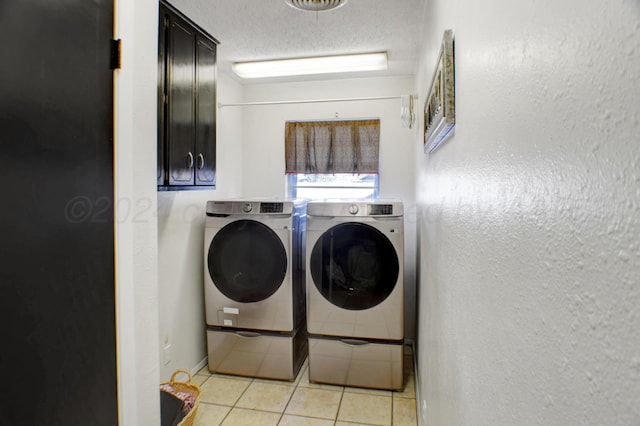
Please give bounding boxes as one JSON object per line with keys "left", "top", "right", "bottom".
{"left": 232, "top": 52, "right": 387, "bottom": 79}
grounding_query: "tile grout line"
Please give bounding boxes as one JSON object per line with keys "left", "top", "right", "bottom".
{"left": 335, "top": 386, "right": 346, "bottom": 424}
{"left": 275, "top": 377, "right": 298, "bottom": 425}
{"left": 281, "top": 368, "right": 345, "bottom": 424}
{"left": 390, "top": 392, "right": 394, "bottom": 426}
{"left": 219, "top": 375, "right": 255, "bottom": 425}
{"left": 193, "top": 356, "right": 417, "bottom": 425}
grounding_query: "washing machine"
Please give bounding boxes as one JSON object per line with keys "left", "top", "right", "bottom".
{"left": 305, "top": 199, "right": 404, "bottom": 390}
{"left": 204, "top": 199, "right": 307, "bottom": 380}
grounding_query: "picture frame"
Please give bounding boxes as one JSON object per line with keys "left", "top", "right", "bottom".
{"left": 424, "top": 29, "right": 455, "bottom": 154}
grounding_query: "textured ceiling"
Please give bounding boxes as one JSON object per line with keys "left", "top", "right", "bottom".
{"left": 167, "top": 0, "right": 425, "bottom": 84}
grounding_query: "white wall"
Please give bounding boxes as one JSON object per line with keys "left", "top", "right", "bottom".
{"left": 114, "top": 1, "right": 161, "bottom": 424}
{"left": 115, "top": 1, "right": 244, "bottom": 420}
{"left": 414, "top": 0, "right": 640, "bottom": 425}
{"left": 241, "top": 76, "right": 418, "bottom": 340}
{"left": 157, "top": 71, "right": 244, "bottom": 381}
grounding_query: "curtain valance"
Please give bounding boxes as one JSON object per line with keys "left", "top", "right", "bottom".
{"left": 285, "top": 119, "right": 380, "bottom": 174}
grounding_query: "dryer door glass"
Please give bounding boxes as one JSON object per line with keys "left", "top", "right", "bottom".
{"left": 310, "top": 222, "right": 399, "bottom": 310}
{"left": 208, "top": 220, "right": 287, "bottom": 302}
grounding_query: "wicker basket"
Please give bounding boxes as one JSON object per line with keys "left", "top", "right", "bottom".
{"left": 161, "top": 369, "right": 201, "bottom": 426}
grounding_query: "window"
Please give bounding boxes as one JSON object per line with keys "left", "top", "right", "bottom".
{"left": 286, "top": 173, "right": 379, "bottom": 199}
{"left": 284, "top": 119, "right": 380, "bottom": 200}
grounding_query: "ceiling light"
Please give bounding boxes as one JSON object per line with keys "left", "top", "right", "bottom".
{"left": 284, "top": 0, "right": 349, "bottom": 12}
{"left": 232, "top": 52, "right": 388, "bottom": 79}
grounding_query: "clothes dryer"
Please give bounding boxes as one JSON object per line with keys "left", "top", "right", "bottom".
{"left": 305, "top": 200, "right": 404, "bottom": 390}
{"left": 204, "top": 199, "right": 306, "bottom": 380}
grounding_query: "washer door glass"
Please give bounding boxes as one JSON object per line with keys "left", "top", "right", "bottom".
{"left": 208, "top": 220, "right": 287, "bottom": 303}
{"left": 310, "top": 222, "right": 399, "bottom": 310}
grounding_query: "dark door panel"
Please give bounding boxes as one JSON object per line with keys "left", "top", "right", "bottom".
{"left": 0, "top": 1, "right": 117, "bottom": 425}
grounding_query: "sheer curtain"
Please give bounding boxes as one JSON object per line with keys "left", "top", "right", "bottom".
{"left": 285, "top": 119, "right": 380, "bottom": 174}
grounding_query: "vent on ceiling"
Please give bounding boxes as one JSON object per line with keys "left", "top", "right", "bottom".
{"left": 285, "top": 0, "right": 349, "bottom": 12}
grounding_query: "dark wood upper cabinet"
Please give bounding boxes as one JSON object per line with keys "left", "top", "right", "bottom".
{"left": 158, "top": 1, "right": 218, "bottom": 190}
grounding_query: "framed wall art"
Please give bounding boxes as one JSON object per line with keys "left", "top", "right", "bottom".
{"left": 424, "top": 29, "right": 455, "bottom": 154}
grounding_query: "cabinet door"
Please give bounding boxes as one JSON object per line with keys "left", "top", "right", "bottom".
{"left": 167, "top": 18, "right": 196, "bottom": 185}
{"left": 158, "top": 13, "right": 168, "bottom": 185}
{"left": 195, "top": 35, "right": 217, "bottom": 186}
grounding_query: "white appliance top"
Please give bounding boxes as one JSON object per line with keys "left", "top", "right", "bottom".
{"left": 306, "top": 199, "right": 403, "bottom": 217}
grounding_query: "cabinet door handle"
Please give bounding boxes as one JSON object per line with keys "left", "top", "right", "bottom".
{"left": 187, "top": 152, "right": 194, "bottom": 169}
{"left": 198, "top": 153, "right": 205, "bottom": 170}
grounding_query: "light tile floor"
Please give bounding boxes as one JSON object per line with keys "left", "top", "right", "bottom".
{"left": 191, "top": 346, "right": 417, "bottom": 426}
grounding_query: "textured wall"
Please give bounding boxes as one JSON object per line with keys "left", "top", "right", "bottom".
{"left": 157, "top": 72, "right": 244, "bottom": 382}
{"left": 241, "top": 76, "right": 418, "bottom": 340}
{"left": 114, "top": 1, "right": 161, "bottom": 424}
{"left": 414, "top": 0, "right": 640, "bottom": 425}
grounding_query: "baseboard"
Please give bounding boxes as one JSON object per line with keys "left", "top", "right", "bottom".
{"left": 411, "top": 340, "right": 423, "bottom": 426}
{"left": 192, "top": 356, "right": 208, "bottom": 376}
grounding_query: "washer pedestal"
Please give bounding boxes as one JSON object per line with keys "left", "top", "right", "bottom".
{"left": 207, "top": 327, "right": 307, "bottom": 381}
{"left": 308, "top": 336, "right": 404, "bottom": 390}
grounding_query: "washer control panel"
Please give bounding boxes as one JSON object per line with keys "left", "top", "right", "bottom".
{"left": 306, "top": 200, "right": 403, "bottom": 217}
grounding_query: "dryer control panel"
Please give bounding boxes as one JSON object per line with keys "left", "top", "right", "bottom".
{"left": 206, "top": 200, "right": 293, "bottom": 216}
{"left": 368, "top": 204, "right": 394, "bottom": 215}
{"left": 260, "top": 202, "right": 284, "bottom": 213}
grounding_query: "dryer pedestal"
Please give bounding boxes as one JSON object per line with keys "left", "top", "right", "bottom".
{"left": 308, "top": 336, "right": 404, "bottom": 390}
{"left": 206, "top": 326, "right": 307, "bottom": 381}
